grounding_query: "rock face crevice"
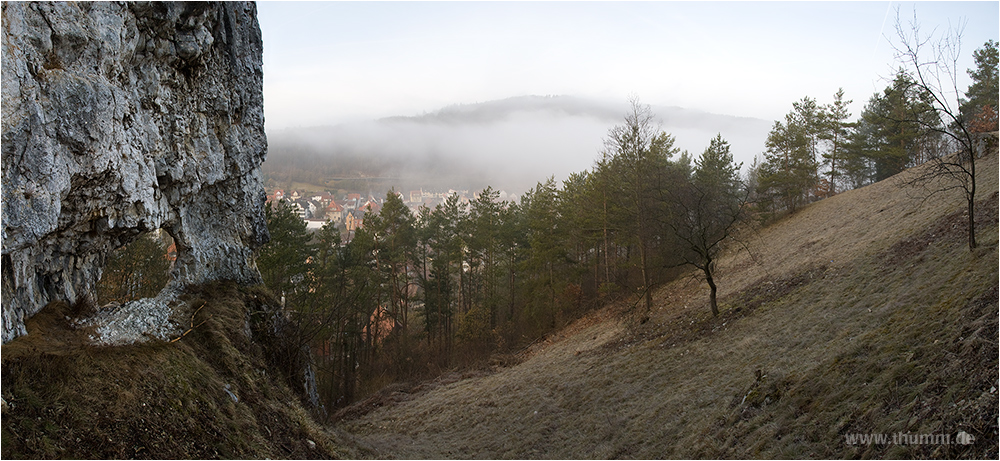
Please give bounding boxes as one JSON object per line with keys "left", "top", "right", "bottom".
{"left": 2, "top": 1, "right": 269, "bottom": 343}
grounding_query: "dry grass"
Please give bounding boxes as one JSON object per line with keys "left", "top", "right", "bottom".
{"left": 338, "top": 152, "right": 999, "bottom": 459}
{"left": 1, "top": 282, "right": 360, "bottom": 459}
{"left": 719, "top": 151, "right": 998, "bottom": 302}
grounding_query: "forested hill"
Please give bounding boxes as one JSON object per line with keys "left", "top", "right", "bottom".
{"left": 338, "top": 149, "right": 999, "bottom": 458}
{"left": 263, "top": 95, "right": 771, "bottom": 194}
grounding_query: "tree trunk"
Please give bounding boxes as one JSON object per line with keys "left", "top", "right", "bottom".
{"left": 967, "top": 194, "right": 977, "bottom": 250}
{"left": 639, "top": 238, "right": 652, "bottom": 313}
{"left": 704, "top": 264, "right": 719, "bottom": 317}
{"left": 508, "top": 252, "right": 515, "bottom": 321}
{"left": 968, "top": 149, "right": 977, "bottom": 251}
{"left": 603, "top": 189, "right": 611, "bottom": 286}
{"left": 830, "top": 135, "right": 838, "bottom": 196}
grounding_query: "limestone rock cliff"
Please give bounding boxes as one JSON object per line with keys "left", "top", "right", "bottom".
{"left": 1, "top": 2, "right": 269, "bottom": 343}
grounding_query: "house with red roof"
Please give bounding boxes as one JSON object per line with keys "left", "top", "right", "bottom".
{"left": 360, "top": 198, "right": 381, "bottom": 215}
{"left": 326, "top": 201, "right": 345, "bottom": 223}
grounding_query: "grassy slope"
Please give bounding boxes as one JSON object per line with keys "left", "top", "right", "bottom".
{"left": 340, "top": 153, "right": 999, "bottom": 459}
{"left": 1, "top": 282, "right": 361, "bottom": 459}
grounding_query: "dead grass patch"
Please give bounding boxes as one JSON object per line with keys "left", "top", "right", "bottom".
{"left": 882, "top": 192, "right": 1000, "bottom": 270}
{"left": 619, "top": 265, "right": 830, "bottom": 354}
{"left": 337, "top": 152, "right": 999, "bottom": 459}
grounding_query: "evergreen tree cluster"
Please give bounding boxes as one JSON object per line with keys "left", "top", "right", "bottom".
{"left": 257, "top": 99, "right": 752, "bottom": 414}
{"left": 753, "top": 40, "right": 997, "bottom": 214}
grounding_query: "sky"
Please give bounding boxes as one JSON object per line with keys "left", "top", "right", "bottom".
{"left": 257, "top": 1, "right": 998, "bottom": 193}
{"left": 258, "top": 1, "right": 999, "bottom": 129}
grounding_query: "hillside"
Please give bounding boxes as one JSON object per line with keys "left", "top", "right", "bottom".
{"left": 1, "top": 283, "right": 361, "bottom": 459}
{"left": 338, "top": 152, "right": 999, "bottom": 458}
{"left": 2, "top": 152, "right": 994, "bottom": 459}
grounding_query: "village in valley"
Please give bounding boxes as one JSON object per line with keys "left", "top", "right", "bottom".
{"left": 265, "top": 187, "right": 516, "bottom": 238}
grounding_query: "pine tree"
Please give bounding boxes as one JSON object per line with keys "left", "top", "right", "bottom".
{"left": 960, "top": 39, "right": 999, "bottom": 129}
{"left": 468, "top": 187, "right": 505, "bottom": 329}
{"left": 791, "top": 96, "right": 825, "bottom": 165}
{"left": 855, "top": 71, "right": 941, "bottom": 181}
{"left": 518, "top": 178, "right": 567, "bottom": 332}
{"left": 599, "top": 97, "right": 678, "bottom": 313}
{"left": 558, "top": 171, "right": 604, "bottom": 296}
{"left": 258, "top": 200, "right": 313, "bottom": 305}
{"left": 757, "top": 112, "right": 817, "bottom": 212}
{"left": 361, "top": 190, "right": 416, "bottom": 333}
{"left": 820, "top": 89, "right": 853, "bottom": 195}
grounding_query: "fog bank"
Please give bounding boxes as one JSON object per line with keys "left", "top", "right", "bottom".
{"left": 265, "top": 96, "right": 772, "bottom": 195}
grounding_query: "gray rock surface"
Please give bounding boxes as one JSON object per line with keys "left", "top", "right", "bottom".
{"left": 1, "top": 2, "right": 269, "bottom": 343}
{"left": 76, "top": 288, "right": 184, "bottom": 346}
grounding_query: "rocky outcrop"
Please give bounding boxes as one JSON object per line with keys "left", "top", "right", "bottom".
{"left": 1, "top": 2, "right": 269, "bottom": 343}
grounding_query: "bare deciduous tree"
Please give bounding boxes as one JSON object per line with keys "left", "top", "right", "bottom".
{"left": 663, "top": 135, "right": 750, "bottom": 317}
{"left": 891, "top": 8, "right": 990, "bottom": 251}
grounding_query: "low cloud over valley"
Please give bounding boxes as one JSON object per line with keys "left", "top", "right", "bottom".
{"left": 265, "top": 95, "right": 772, "bottom": 195}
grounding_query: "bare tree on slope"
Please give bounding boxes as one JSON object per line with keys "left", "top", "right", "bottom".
{"left": 891, "top": 9, "right": 998, "bottom": 251}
